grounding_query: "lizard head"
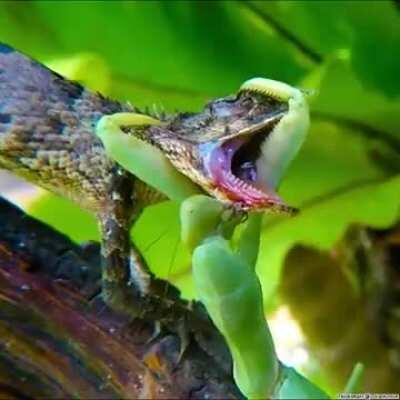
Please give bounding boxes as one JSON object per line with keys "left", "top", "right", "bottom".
{"left": 145, "top": 78, "right": 309, "bottom": 213}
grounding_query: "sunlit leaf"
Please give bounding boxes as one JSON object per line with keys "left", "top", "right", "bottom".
{"left": 247, "top": 1, "right": 352, "bottom": 58}
{"left": 308, "top": 57, "right": 400, "bottom": 138}
{"left": 29, "top": 193, "right": 98, "bottom": 243}
{"left": 278, "top": 119, "right": 386, "bottom": 206}
{"left": 258, "top": 175, "right": 400, "bottom": 306}
{"left": 346, "top": 1, "right": 400, "bottom": 98}
{"left": 0, "top": 1, "right": 309, "bottom": 111}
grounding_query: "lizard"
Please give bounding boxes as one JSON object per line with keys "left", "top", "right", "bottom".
{"left": 0, "top": 42, "right": 309, "bottom": 321}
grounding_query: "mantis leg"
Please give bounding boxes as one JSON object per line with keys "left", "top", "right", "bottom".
{"left": 237, "top": 213, "right": 262, "bottom": 269}
{"left": 96, "top": 112, "right": 200, "bottom": 202}
{"left": 192, "top": 235, "right": 279, "bottom": 399}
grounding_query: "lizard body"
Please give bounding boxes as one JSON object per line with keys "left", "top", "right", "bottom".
{"left": 0, "top": 43, "right": 165, "bottom": 311}
{"left": 0, "top": 43, "right": 308, "bottom": 317}
{"left": 0, "top": 43, "right": 132, "bottom": 212}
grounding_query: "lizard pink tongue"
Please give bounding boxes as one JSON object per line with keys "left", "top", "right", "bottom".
{"left": 208, "top": 138, "right": 284, "bottom": 209}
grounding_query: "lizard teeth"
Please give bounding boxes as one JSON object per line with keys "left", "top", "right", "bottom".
{"left": 207, "top": 127, "right": 288, "bottom": 209}
{"left": 224, "top": 170, "right": 265, "bottom": 197}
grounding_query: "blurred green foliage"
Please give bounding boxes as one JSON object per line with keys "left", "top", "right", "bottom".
{"left": 1, "top": 0, "right": 400, "bottom": 393}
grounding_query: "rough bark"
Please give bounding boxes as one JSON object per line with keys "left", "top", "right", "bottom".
{"left": 0, "top": 197, "right": 241, "bottom": 399}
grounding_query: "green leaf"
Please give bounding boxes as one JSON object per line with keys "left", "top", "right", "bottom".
{"left": 278, "top": 119, "right": 386, "bottom": 206}
{"left": 28, "top": 194, "right": 98, "bottom": 243}
{"left": 248, "top": 1, "right": 400, "bottom": 98}
{"left": 308, "top": 57, "right": 400, "bottom": 139}
{"left": 247, "top": 1, "right": 352, "bottom": 58}
{"left": 254, "top": 55, "right": 400, "bottom": 308}
{"left": 346, "top": 1, "right": 400, "bottom": 98}
{"left": 258, "top": 175, "right": 400, "bottom": 306}
{"left": 0, "top": 1, "right": 309, "bottom": 111}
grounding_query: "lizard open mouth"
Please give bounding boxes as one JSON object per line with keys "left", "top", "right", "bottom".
{"left": 206, "top": 114, "right": 289, "bottom": 211}
{"left": 162, "top": 78, "right": 308, "bottom": 213}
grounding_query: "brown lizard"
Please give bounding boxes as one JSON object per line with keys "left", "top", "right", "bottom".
{"left": 0, "top": 43, "right": 306, "bottom": 319}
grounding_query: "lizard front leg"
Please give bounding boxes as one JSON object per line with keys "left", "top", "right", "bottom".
{"left": 99, "top": 212, "right": 183, "bottom": 322}
{"left": 0, "top": 45, "right": 152, "bottom": 315}
{"left": 99, "top": 213, "right": 152, "bottom": 316}
{"left": 95, "top": 113, "right": 189, "bottom": 317}
{"left": 96, "top": 162, "right": 140, "bottom": 313}
{"left": 96, "top": 164, "right": 173, "bottom": 319}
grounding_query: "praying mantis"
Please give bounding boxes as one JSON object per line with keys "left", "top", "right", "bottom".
{"left": 96, "top": 78, "right": 330, "bottom": 399}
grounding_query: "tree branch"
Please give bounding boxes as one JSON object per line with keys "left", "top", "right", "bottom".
{"left": 0, "top": 197, "right": 241, "bottom": 399}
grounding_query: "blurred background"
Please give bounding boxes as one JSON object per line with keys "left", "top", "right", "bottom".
{"left": 1, "top": 1, "right": 400, "bottom": 395}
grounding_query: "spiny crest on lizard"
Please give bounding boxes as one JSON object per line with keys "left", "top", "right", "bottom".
{"left": 0, "top": 43, "right": 307, "bottom": 215}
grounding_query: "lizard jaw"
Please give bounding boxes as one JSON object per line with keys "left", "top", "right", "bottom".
{"left": 155, "top": 77, "right": 307, "bottom": 214}
{"left": 200, "top": 78, "right": 308, "bottom": 214}
{"left": 205, "top": 119, "right": 294, "bottom": 213}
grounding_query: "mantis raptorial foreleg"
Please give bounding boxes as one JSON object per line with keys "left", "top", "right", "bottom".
{"left": 192, "top": 235, "right": 278, "bottom": 399}
{"left": 94, "top": 78, "right": 324, "bottom": 399}
{"left": 180, "top": 195, "right": 328, "bottom": 399}
{"left": 96, "top": 112, "right": 201, "bottom": 202}
{"left": 95, "top": 112, "right": 201, "bottom": 314}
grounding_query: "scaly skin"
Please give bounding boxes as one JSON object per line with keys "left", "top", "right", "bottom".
{"left": 0, "top": 43, "right": 154, "bottom": 313}
{"left": 0, "top": 43, "right": 308, "bottom": 318}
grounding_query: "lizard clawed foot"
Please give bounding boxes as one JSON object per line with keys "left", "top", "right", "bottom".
{"left": 101, "top": 244, "right": 189, "bottom": 323}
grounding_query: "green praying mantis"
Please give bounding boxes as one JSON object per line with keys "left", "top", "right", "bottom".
{"left": 96, "top": 78, "right": 331, "bottom": 399}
